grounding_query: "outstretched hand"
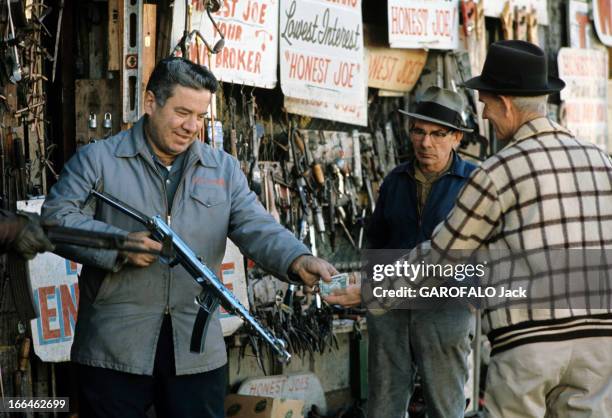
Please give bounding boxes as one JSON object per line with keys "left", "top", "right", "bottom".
{"left": 289, "top": 255, "right": 338, "bottom": 287}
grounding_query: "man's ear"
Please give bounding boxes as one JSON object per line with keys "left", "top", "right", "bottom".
{"left": 498, "top": 95, "right": 514, "bottom": 117}
{"left": 143, "top": 91, "right": 156, "bottom": 116}
{"left": 453, "top": 131, "right": 464, "bottom": 148}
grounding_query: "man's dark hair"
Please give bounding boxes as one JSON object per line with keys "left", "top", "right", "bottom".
{"left": 146, "top": 57, "right": 218, "bottom": 106}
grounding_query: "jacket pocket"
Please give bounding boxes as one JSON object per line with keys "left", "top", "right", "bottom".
{"left": 93, "top": 274, "right": 115, "bottom": 304}
{"left": 190, "top": 185, "right": 227, "bottom": 208}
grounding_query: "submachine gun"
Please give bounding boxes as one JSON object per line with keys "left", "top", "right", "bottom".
{"left": 89, "top": 190, "right": 292, "bottom": 363}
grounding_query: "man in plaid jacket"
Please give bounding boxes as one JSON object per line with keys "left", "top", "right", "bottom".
{"left": 328, "top": 40, "right": 612, "bottom": 417}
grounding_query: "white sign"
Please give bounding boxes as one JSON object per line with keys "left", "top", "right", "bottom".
{"left": 238, "top": 373, "right": 327, "bottom": 415}
{"left": 568, "top": 1, "right": 594, "bottom": 49}
{"left": 279, "top": 0, "right": 366, "bottom": 106}
{"left": 484, "top": 0, "right": 548, "bottom": 26}
{"left": 170, "top": 0, "right": 279, "bottom": 88}
{"left": 387, "top": 0, "right": 460, "bottom": 50}
{"left": 558, "top": 48, "right": 609, "bottom": 151}
{"left": 593, "top": 0, "right": 612, "bottom": 46}
{"left": 284, "top": 95, "right": 367, "bottom": 126}
{"left": 17, "top": 198, "right": 80, "bottom": 363}
{"left": 219, "top": 239, "right": 249, "bottom": 336}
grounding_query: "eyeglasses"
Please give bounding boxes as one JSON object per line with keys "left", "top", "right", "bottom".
{"left": 409, "top": 128, "right": 453, "bottom": 141}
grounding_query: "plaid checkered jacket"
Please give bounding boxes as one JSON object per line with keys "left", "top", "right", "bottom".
{"left": 429, "top": 117, "right": 612, "bottom": 355}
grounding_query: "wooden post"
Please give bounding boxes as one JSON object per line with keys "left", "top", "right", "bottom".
{"left": 108, "top": 0, "right": 121, "bottom": 71}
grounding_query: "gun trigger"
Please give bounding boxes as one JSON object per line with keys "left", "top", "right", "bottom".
{"left": 160, "top": 235, "right": 174, "bottom": 258}
{"left": 168, "top": 258, "right": 181, "bottom": 267}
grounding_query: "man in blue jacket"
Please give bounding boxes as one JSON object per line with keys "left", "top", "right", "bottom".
{"left": 337, "top": 87, "right": 477, "bottom": 418}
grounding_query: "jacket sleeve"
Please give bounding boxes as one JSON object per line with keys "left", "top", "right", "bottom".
{"left": 0, "top": 209, "right": 24, "bottom": 252}
{"left": 41, "top": 144, "right": 129, "bottom": 271}
{"left": 366, "top": 180, "right": 390, "bottom": 249}
{"left": 226, "top": 159, "right": 310, "bottom": 281}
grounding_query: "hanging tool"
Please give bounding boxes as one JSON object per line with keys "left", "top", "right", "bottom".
{"left": 6, "top": 0, "right": 23, "bottom": 83}
{"left": 514, "top": 6, "right": 528, "bottom": 41}
{"left": 229, "top": 97, "right": 238, "bottom": 158}
{"left": 500, "top": 1, "right": 514, "bottom": 40}
{"left": 52, "top": 0, "right": 64, "bottom": 82}
{"left": 527, "top": 7, "right": 539, "bottom": 45}
{"left": 248, "top": 97, "right": 262, "bottom": 195}
{"left": 351, "top": 129, "right": 362, "bottom": 188}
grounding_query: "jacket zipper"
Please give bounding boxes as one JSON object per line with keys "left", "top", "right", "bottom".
{"left": 140, "top": 153, "right": 172, "bottom": 316}
{"left": 164, "top": 154, "right": 195, "bottom": 316}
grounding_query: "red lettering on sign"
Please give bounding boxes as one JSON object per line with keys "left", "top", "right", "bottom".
{"left": 369, "top": 55, "right": 398, "bottom": 82}
{"left": 390, "top": 7, "right": 428, "bottom": 36}
{"left": 220, "top": 0, "right": 239, "bottom": 18}
{"left": 39, "top": 286, "right": 60, "bottom": 340}
{"left": 60, "top": 284, "right": 79, "bottom": 337}
{"left": 217, "top": 22, "right": 243, "bottom": 42}
{"left": 215, "top": 47, "right": 262, "bottom": 74}
{"left": 432, "top": 9, "right": 452, "bottom": 38}
{"left": 325, "top": 0, "right": 358, "bottom": 8}
{"left": 287, "top": 52, "right": 331, "bottom": 84}
{"left": 396, "top": 60, "right": 420, "bottom": 85}
{"left": 243, "top": 1, "right": 268, "bottom": 24}
{"left": 333, "top": 61, "right": 357, "bottom": 88}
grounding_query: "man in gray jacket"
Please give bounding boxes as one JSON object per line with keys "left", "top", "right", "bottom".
{"left": 42, "top": 57, "right": 336, "bottom": 418}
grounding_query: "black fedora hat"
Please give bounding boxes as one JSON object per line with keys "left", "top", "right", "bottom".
{"left": 463, "top": 40, "right": 565, "bottom": 96}
{"left": 398, "top": 86, "right": 473, "bottom": 132}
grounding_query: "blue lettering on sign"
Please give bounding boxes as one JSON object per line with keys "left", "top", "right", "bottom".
{"left": 65, "top": 259, "right": 78, "bottom": 275}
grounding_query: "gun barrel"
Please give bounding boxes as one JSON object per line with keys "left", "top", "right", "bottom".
{"left": 90, "top": 190, "right": 151, "bottom": 226}
{"left": 151, "top": 217, "right": 291, "bottom": 363}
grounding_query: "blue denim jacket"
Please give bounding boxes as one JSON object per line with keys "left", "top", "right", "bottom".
{"left": 367, "top": 153, "right": 477, "bottom": 249}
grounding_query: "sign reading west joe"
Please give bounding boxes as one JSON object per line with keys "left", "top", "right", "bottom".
{"left": 387, "top": 0, "right": 459, "bottom": 50}
{"left": 280, "top": 0, "right": 366, "bottom": 105}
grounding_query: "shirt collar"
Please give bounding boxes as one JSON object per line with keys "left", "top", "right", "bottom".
{"left": 508, "top": 117, "right": 572, "bottom": 146}
{"left": 114, "top": 117, "right": 219, "bottom": 168}
{"left": 400, "top": 151, "right": 472, "bottom": 179}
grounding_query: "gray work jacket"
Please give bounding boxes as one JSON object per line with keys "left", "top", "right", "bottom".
{"left": 42, "top": 118, "right": 310, "bottom": 375}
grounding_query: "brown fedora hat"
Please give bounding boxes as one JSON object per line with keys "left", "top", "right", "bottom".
{"left": 463, "top": 40, "right": 565, "bottom": 96}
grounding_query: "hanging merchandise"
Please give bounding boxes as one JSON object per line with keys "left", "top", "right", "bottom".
{"left": 484, "top": 0, "right": 548, "bottom": 26}
{"left": 387, "top": 0, "right": 460, "bottom": 50}
{"left": 170, "top": 0, "right": 279, "bottom": 88}
{"left": 558, "top": 48, "right": 609, "bottom": 152}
